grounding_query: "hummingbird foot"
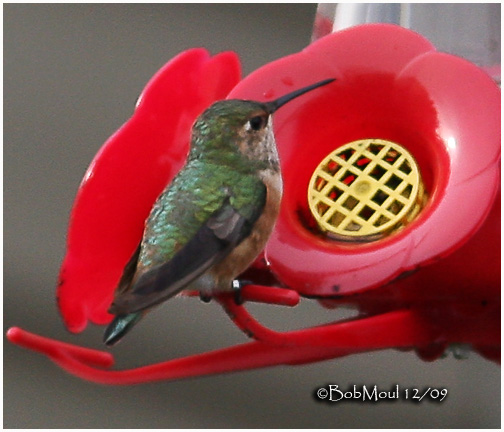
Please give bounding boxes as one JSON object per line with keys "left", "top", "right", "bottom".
{"left": 199, "top": 292, "right": 213, "bottom": 303}
{"left": 232, "top": 279, "right": 254, "bottom": 305}
{"left": 198, "top": 279, "right": 252, "bottom": 304}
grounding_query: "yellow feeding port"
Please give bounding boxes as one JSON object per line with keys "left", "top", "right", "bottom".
{"left": 307, "top": 138, "right": 427, "bottom": 242}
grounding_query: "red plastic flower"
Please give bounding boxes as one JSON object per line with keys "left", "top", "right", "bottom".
{"left": 228, "top": 23, "right": 500, "bottom": 297}
{"left": 228, "top": 24, "right": 500, "bottom": 362}
{"left": 57, "top": 49, "right": 241, "bottom": 332}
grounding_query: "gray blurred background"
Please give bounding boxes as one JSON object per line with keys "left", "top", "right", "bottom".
{"left": 4, "top": 4, "right": 500, "bottom": 428}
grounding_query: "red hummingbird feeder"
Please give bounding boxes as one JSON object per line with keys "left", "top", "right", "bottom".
{"left": 7, "top": 24, "right": 500, "bottom": 384}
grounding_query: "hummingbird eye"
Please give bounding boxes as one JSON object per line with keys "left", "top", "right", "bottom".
{"left": 248, "top": 115, "right": 267, "bottom": 131}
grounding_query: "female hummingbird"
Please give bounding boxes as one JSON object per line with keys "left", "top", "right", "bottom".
{"left": 104, "top": 78, "right": 335, "bottom": 345}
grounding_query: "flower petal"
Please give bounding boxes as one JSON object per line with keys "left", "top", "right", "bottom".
{"left": 397, "top": 51, "right": 500, "bottom": 183}
{"left": 307, "top": 23, "right": 435, "bottom": 77}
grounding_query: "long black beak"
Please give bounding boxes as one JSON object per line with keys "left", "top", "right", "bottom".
{"left": 265, "top": 78, "right": 335, "bottom": 113}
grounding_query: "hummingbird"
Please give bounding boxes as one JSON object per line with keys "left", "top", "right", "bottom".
{"left": 103, "top": 78, "right": 335, "bottom": 345}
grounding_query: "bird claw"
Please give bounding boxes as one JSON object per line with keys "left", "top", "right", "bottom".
{"left": 199, "top": 292, "right": 213, "bottom": 303}
{"left": 198, "top": 279, "right": 251, "bottom": 305}
{"left": 232, "top": 279, "right": 252, "bottom": 305}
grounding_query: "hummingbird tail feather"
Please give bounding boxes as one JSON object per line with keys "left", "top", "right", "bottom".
{"left": 103, "top": 312, "right": 143, "bottom": 346}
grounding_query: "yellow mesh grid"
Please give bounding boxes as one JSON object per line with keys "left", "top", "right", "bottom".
{"left": 307, "top": 139, "right": 426, "bottom": 242}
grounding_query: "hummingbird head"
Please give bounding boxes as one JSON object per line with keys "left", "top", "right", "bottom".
{"left": 190, "top": 99, "right": 276, "bottom": 169}
{"left": 189, "top": 78, "right": 335, "bottom": 169}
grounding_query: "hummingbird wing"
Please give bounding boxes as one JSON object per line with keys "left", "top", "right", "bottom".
{"left": 114, "top": 243, "right": 142, "bottom": 297}
{"left": 109, "top": 189, "right": 266, "bottom": 315}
